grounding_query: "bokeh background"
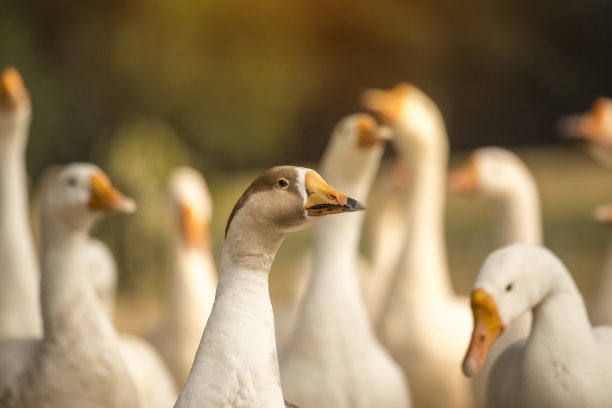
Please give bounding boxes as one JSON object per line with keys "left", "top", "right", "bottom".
{"left": 3, "top": 0, "right": 612, "bottom": 333}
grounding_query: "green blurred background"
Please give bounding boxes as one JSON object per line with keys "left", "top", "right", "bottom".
{"left": 2, "top": 0, "right": 612, "bottom": 332}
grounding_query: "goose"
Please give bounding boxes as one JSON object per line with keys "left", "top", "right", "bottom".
{"left": 0, "top": 66, "right": 41, "bottom": 338}
{"left": 361, "top": 83, "right": 473, "bottom": 408}
{"left": 279, "top": 114, "right": 410, "bottom": 408}
{"left": 0, "top": 163, "right": 138, "bottom": 407}
{"left": 558, "top": 97, "right": 612, "bottom": 169}
{"left": 29, "top": 167, "right": 178, "bottom": 407}
{"left": 462, "top": 243, "right": 612, "bottom": 408}
{"left": 148, "top": 166, "right": 217, "bottom": 387}
{"left": 448, "top": 146, "right": 539, "bottom": 407}
{"left": 174, "top": 165, "right": 364, "bottom": 408}
{"left": 589, "top": 202, "right": 612, "bottom": 325}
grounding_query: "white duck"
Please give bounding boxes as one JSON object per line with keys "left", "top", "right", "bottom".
{"left": 462, "top": 243, "right": 612, "bottom": 408}
{"left": 558, "top": 97, "right": 612, "bottom": 169}
{"left": 0, "top": 67, "right": 41, "bottom": 338}
{"left": 174, "top": 166, "right": 364, "bottom": 408}
{"left": 448, "top": 146, "right": 540, "bottom": 406}
{"left": 589, "top": 202, "right": 612, "bottom": 326}
{"left": 0, "top": 163, "right": 138, "bottom": 407}
{"left": 361, "top": 83, "right": 473, "bottom": 408}
{"left": 279, "top": 114, "right": 410, "bottom": 408}
{"left": 148, "top": 166, "right": 217, "bottom": 387}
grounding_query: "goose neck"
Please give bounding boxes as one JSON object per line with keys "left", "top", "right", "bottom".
{"left": 491, "top": 182, "right": 542, "bottom": 246}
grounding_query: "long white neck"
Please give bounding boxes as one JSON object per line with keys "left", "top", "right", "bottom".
{"left": 394, "top": 135, "right": 452, "bottom": 301}
{"left": 176, "top": 221, "right": 285, "bottom": 407}
{"left": 491, "top": 181, "right": 542, "bottom": 246}
{"left": 0, "top": 115, "right": 41, "bottom": 337}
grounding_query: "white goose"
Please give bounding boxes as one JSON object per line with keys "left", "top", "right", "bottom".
{"left": 362, "top": 83, "right": 473, "bottom": 408}
{"left": 462, "top": 243, "right": 612, "bottom": 408}
{"left": 0, "top": 67, "right": 41, "bottom": 338}
{"left": 0, "top": 163, "right": 138, "bottom": 407}
{"left": 448, "top": 146, "right": 539, "bottom": 407}
{"left": 279, "top": 114, "right": 410, "bottom": 408}
{"left": 148, "top": 166, "right": 217, "bottom": 387}
{"left": 174, "top": 166, "right": 364, "bottom": 408}
{"left": 559, "top": 97, "right": 612, "bottom": 169}
{"left": 589, "top": 202, "right": 612, "bottom": 325}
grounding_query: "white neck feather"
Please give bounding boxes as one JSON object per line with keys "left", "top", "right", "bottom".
{"left": 491, "top": 181, "right": 542, "bottom": 246}
{"left": 175, "top": 218, "right": 285, "bottom": 408}
{"left": 590, "top": 235, "right": 612, "bottom": 325}
{"left": 0, "top": 115, "right": 41, "bottom": 337}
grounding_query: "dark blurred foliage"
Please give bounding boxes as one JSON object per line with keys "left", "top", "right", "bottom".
{"left": 2, "top": 0, "right": 612, "bottom": 176}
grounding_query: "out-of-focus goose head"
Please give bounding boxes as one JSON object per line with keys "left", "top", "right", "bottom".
{"left": 43, "top": 163, "right": 136, "bottom": 232}
{"left": 0, "top": 67, "right": 31, "bottom": 129}
{"left": 167, "top": 167, "right": 213, "bottom": 249}
{"left": 558, "top": 97, "right": 612, "bottom": 146}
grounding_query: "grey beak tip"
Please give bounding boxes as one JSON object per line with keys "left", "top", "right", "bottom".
{"left": 346, "top": 197, "right": 366, "bottom": 212}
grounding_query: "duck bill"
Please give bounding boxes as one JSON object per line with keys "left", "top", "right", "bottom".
{"left": 179, "top": 202, "right": 208, "bottom": 249}
{"left": 448, "top": 156, "right": 478, "bottom": 193}
{"left": 462, "top": 288, "right": 505, "bottom": 377}
{"left": 88, "top": 172, "right": 136, "bottom": 214}
{"left": 356, "top": 113, "right": 391, "bottom": 148}
{"left": 304, "top": 171, "right": 365, "bottom": 216}
{"left": 0, "top": 67, "right": 27, "bottom": 110}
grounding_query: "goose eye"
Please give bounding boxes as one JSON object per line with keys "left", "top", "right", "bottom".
{"left": 276, "top": 178, "right": 289, "bottom": 189}
{"left": 67, "top": 177, "right": 77, "bottom": 187}
{"left": 505, "top": 283, "right": 513, "bottom": 292}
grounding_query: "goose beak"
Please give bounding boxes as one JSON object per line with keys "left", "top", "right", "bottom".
{"left": 1, "top": 67, "right": 27, "bottom": 111}
{"left": 179, "top": 202, "right": 208, "bottom": 248}
{"left": 448, "top": 156, "right": 478, "bottom": 193}
{"left": 594, "top": 203, "right": 612, "bottom": 226}
{"left": 558, "top": 98, "right": 612, "bottom": 143}
{"left": 88, "top": 172, "right": 136, "bottom": 214}
{"left": 356, "top": 114, "right": 391, "bottom": 148}
{"left": 304, "top": 171, "right": 365, "bottom": 216}
{"left": 361, "top": 83, "right": 410, "bottom": 123}
{"left": 462, "top": 288, "right": 505, "bottom": 377}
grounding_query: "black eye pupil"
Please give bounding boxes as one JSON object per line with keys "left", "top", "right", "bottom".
{"left": 505, "top": 283, "right": 513, "bottom": 292}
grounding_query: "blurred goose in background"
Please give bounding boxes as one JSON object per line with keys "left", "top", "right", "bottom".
{"left": 0, "top": 164, "right": 138, "bottom": 407}
{"left": 148, "top": 166, "right": 217, "bottom": 387}
{"left": 462, "top": 243, "right": 612, "bottom": 408}
{"left": 448, "top": 146, "right": 539, "bottom": 407}
{"left": 279, "top": 114, "right": 410, "bottom": 408}
{"left": 174, "top": 166, "right": 364, "bottom": 408}
{"left": 0, "top": 67, "right": 41, "bottom": 338}
{"left": 362, "top": 83, "right": 473, "bottom": 408}
{"left": 364, "top": 159, "right": 410, "bottom": 324}
{"left": 589, "top": 202, "right": 612, "bottom": 325}
{"left": 558, "top": 97, "right": 612, "bottom": 169}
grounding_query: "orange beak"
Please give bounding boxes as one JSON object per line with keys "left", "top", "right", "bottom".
{"left": 88, "top": 172, "right": 136, "bottom": 214}
{"left": 361, "top": 83, "right": 412, "bottom": 123}
{"left": 179, "top": 202, "right": 209, "bottom": 249}
{"left": 1, "top": 67, "right": 27, "bottom": 111}
{"left": 448, "top": 155, "right": 478, "bottom": 193}
{"left": 304, "top": 171, "right": 365, "bottom": 216}
{"left": 356, "top": 113, "right": 391, "bottom": 148}
{"left": 594, "top": 203, "right": 612, "bottom": 227}
{"left": 462, "top": 288, "right": 505, "bottom": 377}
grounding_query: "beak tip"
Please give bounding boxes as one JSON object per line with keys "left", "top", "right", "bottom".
{"left": 462, "top": 355, "right": 479, "bottom": 377}
{"left": 117, "top": 197, "right": 137, "bottom": 214}
{"left": 347, "top": 197, "right": 366, "bottom": 212}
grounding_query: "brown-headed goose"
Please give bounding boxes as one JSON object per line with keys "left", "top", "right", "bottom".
{"left": 279, "top": 114, "right": 410, "bottom": 408}
{"left": 0, "top": 163, "right": 138, "bottom": 407}
{"left": 0, "top": 67, "right": 41, "bottom": 338}
{"left": 362, "top": 83, "right": 473, "bottom": 408}
{"left": 463, "top": 243, "right": 612, "bottom": 408}
{"left": 173, "top": 166, "right": 364, "bottom": 408}
{"left": 148, "top": 166, "right": 217, "bottom": 387}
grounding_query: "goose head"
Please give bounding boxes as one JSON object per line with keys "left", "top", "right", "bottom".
{"left": 448, "top": 147, "right": 533, "bottom": 200}
{"left": 225, "top": 165, "right": 365, "bottom": 238}
{"left": 361, "top": 82, "right": 446, "bottom": 158}
{"left": 43, "top": 163, "right": 136, "bottom": 233}
{"left": 320, "top": 113, "right": 391, "bottom": 187}
{"left": 558, "top": 97, "right": 612, "bottom": 146}
{"left": 462, "top": 243, "right": 562, "bottom": 377}
{"left": 0, "top": 67, "right": 31, "bottom": 129}
{"left": 167, "top": 166, "right": 213, "bottom": 249}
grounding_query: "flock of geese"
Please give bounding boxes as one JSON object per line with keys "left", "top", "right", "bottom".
{"left": 1, "top": 65, "right": 612, "bottom": 408}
